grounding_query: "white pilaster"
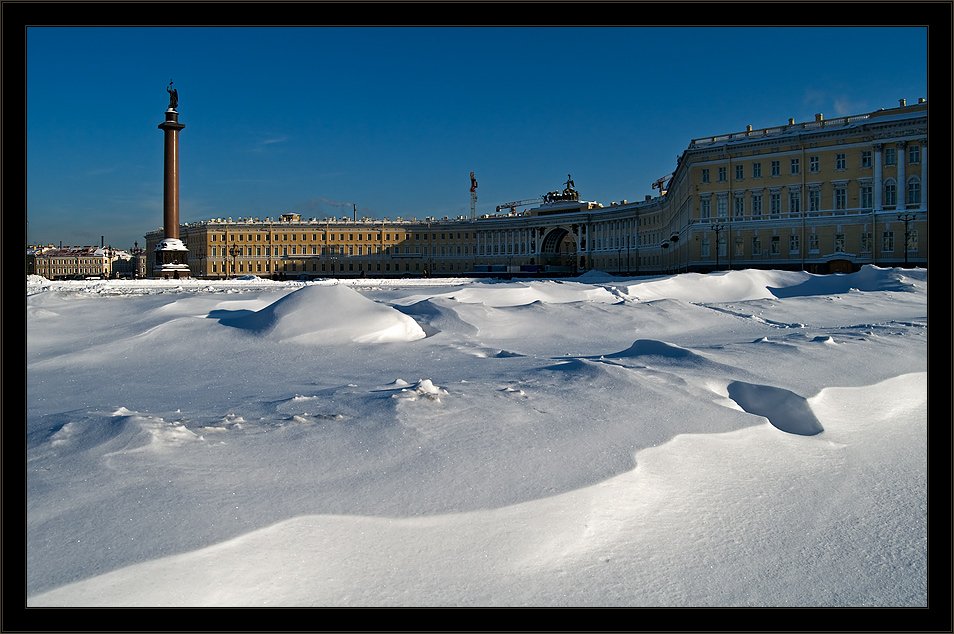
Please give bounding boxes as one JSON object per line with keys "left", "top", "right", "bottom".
{"left": 896, "top": 142, "right": 906, "bottom": 207}
{"left": 873, "top": 144, "right": 883, "bottom": 211}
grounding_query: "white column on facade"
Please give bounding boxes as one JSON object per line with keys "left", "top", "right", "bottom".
{"left": 920, "top": 143, "right": 927, "bottom": 211}
{"left": 873, "top": 143, "right": 883, "bottom": 211}
{"left": 896, "top": 142, "right": 906, "bottom": 207}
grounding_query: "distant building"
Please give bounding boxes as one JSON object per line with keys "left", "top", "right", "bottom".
{"left": 28, "top": 245, "right": 147, "bottom": 280}
{"left": 145, "top": 99, "right": 927, "bottom": 278}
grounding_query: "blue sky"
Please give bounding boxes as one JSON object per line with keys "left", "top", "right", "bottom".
{"left": 27, "top": 26, "right": 927, "bottom": 249}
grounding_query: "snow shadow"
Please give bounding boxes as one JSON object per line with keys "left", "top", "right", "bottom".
{"left": 726, "top": 381, "right": 824, "bottom": 436}
{"left": 768, "top": 265, "right": 917, "bottom": 298}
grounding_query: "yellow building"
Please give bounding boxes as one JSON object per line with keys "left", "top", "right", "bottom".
{"left": 30, "top": 246, "right": 114, "bottom": 280}
{"left": 666, "top": 97, "right": 927, "bottom": 273}
{"left": 147, "top": 213, "right": 480, "bottom": 279}
{"left": 146, "top": 99, "right": 927, "bottom": 278}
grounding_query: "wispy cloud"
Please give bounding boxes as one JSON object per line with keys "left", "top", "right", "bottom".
{"left": 831, "top": 97, "right": 869, "bottom": 117}
{"left": 295, "top": 196, "right": 359, "bottom": 217}
{"left": 85, "top": 165, "right": 120, "bottom": 177}
{"left": 247, "top": 135, "right": 290, "bottom": 154}
{"left": 802, "top": 89, "right": 869, "bottom": 118}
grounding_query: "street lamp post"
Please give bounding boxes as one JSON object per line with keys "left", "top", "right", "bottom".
{"left": 897, "top": 213, "right": 916, "bottom": 267}
{"left": 228, "top": 244, "right": 240, "bottom": 278}
{"left": 668, "top": 232, "right": 680, "bottom": 273}
{"left": 711, "top": 223, "right": 726, "bottom": 271}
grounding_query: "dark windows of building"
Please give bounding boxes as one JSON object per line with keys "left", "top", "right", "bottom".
{"left": 809, "top": 188, "right": 820, "bottom": 214}
{"left": 883, "top": 230, "right": 894, "bottom": 252}
{"left": 862, "top": 151, "right": 872, "bottom": 168}
{"left": 907, "top": 178, "right": 921, "bottom": 205}
{"left": 718, "top": 167, "right": 727, "bottom": 182}
{"left": 771, "top": 161, "right": 780, "bottom": 176}
{"left": 861, "top": 184, "right": 873, "bottom": 208}
{"left": 861, "top": 232, "right": 872, "bottom": 253}
{"left": 884, "top": 148, "right": 896, "bottom": 166}
{"left": 809, "top": 156, "right": 819, "bottom": 173}
{"left": 834, "top": 186, "right": 847, "bottom": 211}
{"left": 834, "top": 233, "right": 845, "bottom": 253}
{"left": 790, "top": 158, "right": 800, "bottom": 175}
{"left": 836, "top": 153, "right": 846, "bottom": 170}
{"left": 884, "top": 180, "right": 897, "bottom": 207}
{"left": 702, "top": 168, "right": 710, "bottom": 183}
{"left": 908, "top": 145, "right": 921, "bottom": 164}
{"left": 752, "top": 162, "right": 762, "bottom": 178}
{"left": 770, "top": 191, "right": 781, "bottom": 218}
{"left": 735, "top": 165, "right": 744, "bottom": 180}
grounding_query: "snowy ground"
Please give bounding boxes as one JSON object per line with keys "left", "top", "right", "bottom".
{"left": 25, "top": 266, "right": 928, "bottom": 608}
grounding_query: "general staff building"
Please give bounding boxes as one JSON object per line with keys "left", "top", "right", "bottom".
{"left": 145, "top": 98, "right": 927, "bottom": 279}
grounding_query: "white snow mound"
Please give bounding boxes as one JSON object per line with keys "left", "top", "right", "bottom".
{"left": 229, "top": 284, "right": 426, "bottom": 344}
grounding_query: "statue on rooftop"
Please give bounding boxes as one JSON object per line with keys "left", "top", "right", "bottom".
{"left": 167, "top": 80, "right": 178, "bottom": 110}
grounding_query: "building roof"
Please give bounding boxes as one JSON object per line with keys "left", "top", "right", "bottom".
{"left": 687, "top": 104, "right": 926, "bottom": 151}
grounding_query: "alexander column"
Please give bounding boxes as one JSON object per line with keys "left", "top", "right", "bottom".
{"left": 154, "top": 80, "right": 190, "bottom": 278}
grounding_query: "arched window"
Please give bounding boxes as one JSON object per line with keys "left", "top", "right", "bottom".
{"left": 883, "top": 179, "right": 897, "bottom": 207}
{"left": 906, "top": 177, "right": 921, "bottom": 205}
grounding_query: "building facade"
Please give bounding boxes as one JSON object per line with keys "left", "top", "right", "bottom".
{"left": 145, "top": 99, "right": 927, "bottom": 279}
{"left": 29, "top": 246, "right": 146, "bottom": 280}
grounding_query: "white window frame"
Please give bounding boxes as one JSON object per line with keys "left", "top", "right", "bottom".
{"left": 908, "top": 145, "right": 921, "bottom": 164}
{"left": 906, "top": 177, "right": 921, "bottom": 205}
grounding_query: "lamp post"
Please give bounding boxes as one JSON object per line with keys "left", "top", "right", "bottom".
{"left": 668, "top": 232, "right": 680, "bottom": 273}
{"left": 228, "top": 243, "right": 240, "bottom": 278}
{"left": 711, "top": 223, "right": 726, "bottom": 271}
{"left": 897, "top": 213, "right": 916, "bottom": 267}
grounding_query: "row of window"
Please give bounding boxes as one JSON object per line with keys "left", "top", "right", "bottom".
{"left": 208, "top": 231, "right": 473, "bottom": 243}
{"left": 210, "top": 260, "right": 470, "bottom": 274}
{"left": 700, "top": 178, "right": 922, "bottom": 219}
{"left": 700, "top": 230, "right": 917, "bottom": 257}
{"left": 701, "top": 145, "right": 923, "bottom": 183}
{"left": 210, "top": 244, "right": 473, "bottom": 257}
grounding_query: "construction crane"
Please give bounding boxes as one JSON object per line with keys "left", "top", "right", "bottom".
{"left": 652, "top": 173, "right": 673, "bottom": 195}
{"left": 495, "top": 198, "right": 542, "bottom": 214}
